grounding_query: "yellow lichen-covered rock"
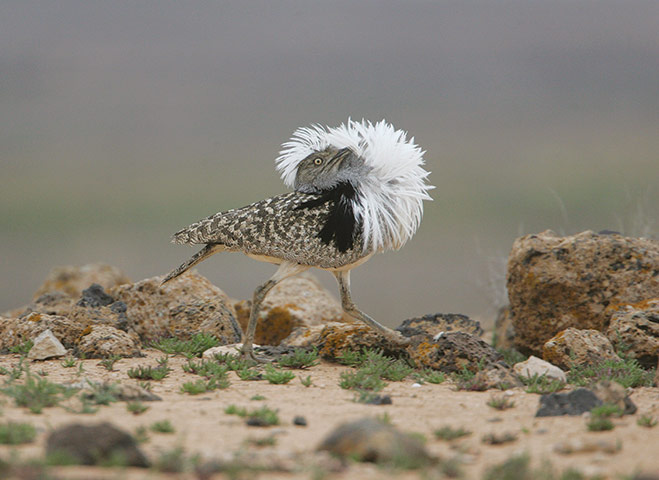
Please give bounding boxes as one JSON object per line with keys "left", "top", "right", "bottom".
{"left": 607, "top": 299, "right": 659, "bottom": 369}
{"left": 507, "top": 230, "right": 659, "bottom": 355}
{"left": 316, "top": 323, "right": 409, "bottom": 361}
{"left": 409, "top": 331, "right": 504, "bottom": 373}
{"left": 233, "top": 273, "right": 349, "bottom": 346}
{"left": 110, "top": 271, "right": 241, "bottom": 344}
{"left": 542, "top": 327, "right": 619, "bottom": 370}
{"left": 76, "top": 324, "right": 141, "bottom": 359}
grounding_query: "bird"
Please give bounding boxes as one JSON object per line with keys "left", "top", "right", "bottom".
{"left": 162, "top": 119, "right": 434, "bottom": 361}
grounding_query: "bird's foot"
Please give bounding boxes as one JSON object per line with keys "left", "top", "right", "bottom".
{"left": 384, "top": 329, "right": 411, "bottom": 347}
{"left": 239, "top": 344, "right": 268, "bottom": 364}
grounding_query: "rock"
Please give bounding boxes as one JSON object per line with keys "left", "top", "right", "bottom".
{"left": 471, "top": 363, "right": 523, "bottom": 390}
{"left": 33, "top": 263, "right": 131, "bottom": 300}
{"left": 364, "top": 394, "right": 393, "bottom": 405}
{"left": 318, "top": 418, "right": 432, "bottom": 468}
{"left": 591, "top": 380, "right": 636, "bottom": 415}
{"left": 27, "top": 329, "right": 67, "bottom": 360}
{"left": 507, "top": 230, "right": 659, "bottom": 355}
{"left": 316, "top": 323, "right": 409, "bottom": 361}
{"left": 76, "top": 325, "right": 142, "bottom": 359}
{"left": 409, "top": 331, "right": 503, "bottom": 373}
{"left": 45, "top": 422, "right": 148, "bottom": 467}
{"left": 492, "top": 305, "right": 515, "bottom": 350}
{"left": 110, "top": 271, "right": 241, "bottom": 343}
{"left": 0, "top": 313, "right": 85, "bottom": 351}
{"left": 395, "top": 313, "right": 483, "bottom": 342}
{"left": 554, "top": 437, "right": 622, "bottom": 455}
{"left": 536, "top": 389, "right": 602, "bottom": 417}
{"left": 113, "top": 383, "right": 161, "bottom": 402}
{"left": 281, "top": 323, "right": 343, "bottom": 348}
{"left": 481, "top": 432, "right": 518, "bottom": 445}
{"left": 293, "top": 416, "right": 307, "bottom": 426}
{"left": 607, "top": 299, "right": 659, "bottom": 369}
{"left": 233, "top": 273, "right": 348, "bottom": 346}
{"left": 543, "top": 328, "right": 619, "bottom": 370}
{"left": 513, "top": 356, "right": 567, "bottom": 382}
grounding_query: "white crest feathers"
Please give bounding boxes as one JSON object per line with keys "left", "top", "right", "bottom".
{"left": 276, "top": 119, "right": 434, "bottom": 253}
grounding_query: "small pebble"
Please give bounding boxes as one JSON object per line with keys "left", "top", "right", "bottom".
{"left": 293, "top": 416, "right": 307, "bottom": 427}
{"left": 411, "top": 383, "right": 422, "bottom": 388}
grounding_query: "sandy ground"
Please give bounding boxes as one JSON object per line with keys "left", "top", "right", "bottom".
{"left": 1, "top": 349, "right": 658, "bottom": 479}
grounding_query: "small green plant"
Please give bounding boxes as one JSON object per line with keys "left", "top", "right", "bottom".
{"left": 277, "top": 348, "right": 319, "bottom": 369}
{"left": 134, "top": 425, "right": 149, "bottom": 443}
{"left": 153, "top": 446, "right": 199, "bottom": 473}
{"left": 98, "top": 355, "right": 121, "bottom": 371}
{"left": 0, "top": 421, "right": 37, "bottom": 444}
{"left": 586, "top": 404, "right": 622, "bottom": 432}
{"left": 250, "top": 394, "right": 266, "bottom": 401}
{"left": 375, "top": 412, "right": 392, "bottom": 425}
{"left": 9, "top": 340, "right": 33, "bottom": 355}
{"left": 60, "top": 356, "right": 77, "bottom": 368}
{"left": 127, "top": 358, "right": 171, "bottom": 381}
{"left": 246, "top": 435, "right": 277, "bottom": 447}
{"left": 414, "top": 369, "right": 446, "bottom": 384}
{"left": 224, "top": 405, "right": 279, "bottom": 426}
{"left": 452, "top": 359, "right": 488, "bottom": 391}
{"left": 487, "top": 395, "right": 515, "bottom": 410}
{"left": 36, "top": 369, "right": 49, "bottom": 376}
{"left": 236, "top": 367, "right": 262, "bottom": 381}
{"left": 127, "top": 401, "right": 149, "bottom": 415}
{"left": 263, "top": 364, "right": 295, "bottom": 384}
{"left": 80, "top": 382, "right": 120, "bottom": 406}
{"left": 637, "top": 414, "right": 657, "bottom": 428}
{"left": 337, "top": 349, "right": 366, "bottom": 367}
{"left": 567, "top": 357, "right": 655, "bottom": 388}
{"left": 150, "top": 420, "right": 175, "bottom": 433}
{"left": 521, "top": 373, "right": 565, "bottom": 394}
{"left": 300, "top": 375, "right": 313, "bottom": 387}
{"left": 151, "top": 333, "right": 220, "bottom": 357}
{"left": 339, "top": 368, "right": 387, "bottom": 392}
{"left": 180, "top": 378, "right": 227, "bottom": 395}
{"left": 138, "top": 381, "right": 152, "bottom": 391}
{"left": 434, "top": 426, "right": 471, "bottom": 441}
{"left": 1, "top": 372, "right": 74, "bottom": 413}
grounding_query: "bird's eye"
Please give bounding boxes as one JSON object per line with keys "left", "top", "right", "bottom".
{"left": 313, "top": 157, "right": 323, "bottom": 166}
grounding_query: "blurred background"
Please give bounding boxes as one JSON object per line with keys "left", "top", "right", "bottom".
{"left": 2, "top": 1, "right": 658, "bottom": 329}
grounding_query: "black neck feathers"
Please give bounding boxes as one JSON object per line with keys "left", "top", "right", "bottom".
{"left": 296, "top": 182, "right": 358, "bottom": 252}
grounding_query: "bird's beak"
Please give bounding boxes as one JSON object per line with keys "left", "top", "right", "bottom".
{"left": 333, "top": 147, "right": 353, "bottom": 164}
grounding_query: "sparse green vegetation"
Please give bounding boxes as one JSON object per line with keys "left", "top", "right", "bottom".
{"left": 586, "top": 404, "right": 622, "bottom": 432}
{"left": 80, "top": 382, "right": 120, "bottom": 406}
{"left": 587, "top": 416, "right": 614, "bottom": 432}
{"left": 246, "top": 435, "right": 277, "bottom": 447}
{"left": 487, "top": 395, "right": 515, "bottom": 410}
{"left": 453, "top": 361, "right": 488, "bottom": 391}
{"left": 127, "top": 357, "right": 171, "bottom": 381}
{"left": 236, "top": 367, "right": 262, "bottom": 381}
{"left": 250, "top": 394, "right": 265, "bottom": 401}
{"left": 1, "top": 372, "right": 75, "bottom": 413}
{"left": 127, "top": 401, "right": 149, "bottom": 415}
{"left": 483, "top": 453, "right": 586, "bottom": 480}
{"left": 224, "top": 404, "right": 279, "bottom": 426}
{"left": 521, "top": 373, "right": 566, "bottom": 394}
{"left": 151, "top": 333, "right": 220, "bottom": 358}
{"left": 414, "top": 369, "right": 447, "bottom": 384}
{"left": 263, "top": 364, "right": 295, "bottom": 384}
{"left": 434, "top": 426, "right": 471, "bottom": 441}
{"left": 0, "top": 421, "right": 37, "bottom": 444}
{"left": 150, "top": 420, "right": 175, "bottom": 434}
{"left": 152, "top": 446, "right": 199, "bottom": 473}
{"left": 98, "top": 355, "right": 121, "bottom": 371}
{"left": 637, "top": 414, "right": 658, "bottom": 428}
{"left": 60, "top": 356, "right": 77, "bottom": 368}
{"left": 9, "top": 340, "right": 33, "bottom": 355}
{"left": 134, "top": 425, "right": 149, "bottom": 443}
{"left": 338, "top": 349, "right": 413, "bottom": 402}
{"left": 567, "top": 357, "right": 655, "bottom": 388}
{"left": 300, "top": 375, "right": 313, "bottom": 387}
{"left": 277, "top": 348, "right": 319, "bottom": 369}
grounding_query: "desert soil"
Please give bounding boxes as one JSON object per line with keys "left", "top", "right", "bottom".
{"left": 1, "top": 349, "right": 658, "bottom": 479}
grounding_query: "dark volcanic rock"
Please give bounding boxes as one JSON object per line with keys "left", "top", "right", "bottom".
{"left": 409, "top": 331, "right": 503, "bottom": 373}
{"left": 46, "top": 422, "right": 148, "bottom": 467}
{"left": 33, "top": 263, "right": 131, "bottom": 300}
{"left": 507, "top": 230, "right": 659, "bottom": 355}
{"left": 318, "top": 418, "right": 432, "bottom": 468}
{"left": 536, "top": 389, "right": 602, "bottom": 417}
{"left": 396, "top": 313, "right": 483, "bottom": 341}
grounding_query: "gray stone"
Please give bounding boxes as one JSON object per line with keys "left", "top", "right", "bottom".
{"left": 513, "top": 355, "right": 566, "bottom": 382}
{"left": 536, "top": 389, "right": 602, "bottom": 417}
{"left": 318, "top": 418, "right": 432, "bottom": 468}
{"left": 46, "top": 422, "right": 148, "bottom": 467}
{"left": 27, "top": 329, "right": 67, "bottom": 360}
{"left": 76, "top": 325, "right": 141, "bottom": 359}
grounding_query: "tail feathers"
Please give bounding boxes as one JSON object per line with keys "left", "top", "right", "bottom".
{"left": 161, "top": 244, "right": 223, "bottom": 285}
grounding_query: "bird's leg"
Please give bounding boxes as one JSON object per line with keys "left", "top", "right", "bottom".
{"left": 333, "top": 270, "right": 410, "bottom": 346}
{"left": 241, "top": 261, "right": 309, "bottom": 362}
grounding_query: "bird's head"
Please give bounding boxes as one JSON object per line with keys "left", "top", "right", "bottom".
{"left": 276, "top": 119, "right": 434, "bottom": 253}
{"left": 293, "top": 146, "right": 370, "bottom": 194}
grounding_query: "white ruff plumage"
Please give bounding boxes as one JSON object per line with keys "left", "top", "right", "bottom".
{"left": 276, "top": 119, "right": 434, "bottom": 253}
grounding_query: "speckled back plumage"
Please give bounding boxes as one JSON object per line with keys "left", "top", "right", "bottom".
{"left": 172, "top": 191, "right": 365, "bottom": 269}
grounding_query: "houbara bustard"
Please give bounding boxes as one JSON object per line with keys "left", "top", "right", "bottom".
{"left": 162, "top": 119, "right": 434, "bottom": 360}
